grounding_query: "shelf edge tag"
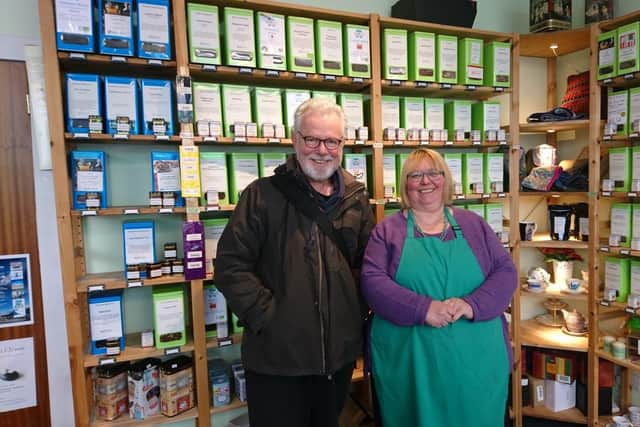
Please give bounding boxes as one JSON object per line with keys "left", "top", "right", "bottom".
{"left": 88, "top": 284, "right": 105, "bottom": 292}
{"left": 165, "top": 347, "right": 180, "bottom": 355}
{"left": 217, "top": 338, "right": 233, "bottom": 347}
{"left": 99, "top": 357, "right": 116, "bottom": 365}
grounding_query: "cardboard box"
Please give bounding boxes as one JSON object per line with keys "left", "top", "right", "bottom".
{"left": 484, "top": 203, "right": 503, "bottom": 237}
{"left": 484, "top": 152, "right": 504, "bottom": 193}
{"left": 383, "top": 154, "right": 397, "bottom": 199}
{"left": 462, "top": 153, "right": 484, "bottom": 195}
{"left": 609, "top": 147, "right": 631, "bottom": 191}
{"left": 252, "top": 87, "right": 283, "bottom": 137}
{"left": 151, "top": 151, "right": 183, "bottom": 206}
{"left": 313, "top": 91, "right": 337, "bottom": 102}
{"left": 55, "top": 0, "right": 95, "bottom": 53}
{"left": 187, "top": 3, "right": 220, "bottom": 65}
{"left": 343, "top": 153, "right": 370, "bottom": 190}
{"left": 598, "top": 30, "right": 617, "bottom": 80}
{"left": 396, "top": 153, "right": 409, "bottom": 193}
{"left": 605, "top": 256, "right": 631, "bottom": 303}
{"left": 401, "top": 97, "right": 425, "bottom": 131}
{"left": 445, "top": 100, "right": 472, "bottom": 142}
{"left": 199, "top": 152, "right": 228, "bottom": 206}
{"left": 436, "top": 34, "right": 458, "bottom": 84}
{"left": 611, "top": 203, "right": 633, "bottom": 248}
{"left": 544, "top": 379, "right": 576, "bottom": 412}
{"left": 458, "top": 38, "right": 483, "bottom": 85}
{"left": 104, "top": 76, "right": 139, "bottom": 135}
{"left": 286, "top": 16, "right": 315, "bottom": 73}
{"left": 444, "top": 153, "right": 462, "bottom": 193}
{"left": 408, "top": 31, "right": 435, "bottom": 82}
{"left": 136, "top": 0, "right": 171, "bottom": 60}
{"left": 617, "top": 22, "right": 640, "bottom": 76}
{"left": 256, "top": 12, "right": 286, "bottom": 71}
{"left": 223, "top": 7, "right": 256, "bottom": 68}
{"left": 315, "top": 20, "right": 343, "bottom": 75}
{"left": 382, "top": 28, "right": 408, "bottom": 80}
{"left": 484, "top": 41, "right": 511, "bottom": 87}
{"left": 607, "top": 89, "right": 629, "bottom": 136}
{"left": 472, "top": 101, "right": 501, "bottom": 142}
{"left": 466, "top": 204, "right": 485, "bottom": 219}
{"left": 228, "top": 153, "right": 259, "bottom": 203}
{"left": 630, "top": 87, "right": 640, "bottom": 135}
{"left": 425, "top": 98, "right": 445, "bottom": 135}
{"left": 259, "top": 153, "right": 286, "bottom": 177}
{"left": 221, "top": 84, "right": 252, "bottom": 137}
{"left": 71, "top": 150, "right": 108, "bottom": 209}
{"left": 282, "top": 89, "right": 310, "bottom": 137}
{"left": 193, "top": 82, "right": 222, "bottom": 136}
{"left": 204, "top": 282, "right": 228, "bottom": 337}
{"left": 65, "top": 73, "right": 102, "bottom": 134}
{"left": 153, "top": 285, "right": 187, "bottom": 348}
{"left": 88, "top": 290, "right": 124, "bottom": 355}
{"left": 528, "top": 375, "right": 545, "bottom": 408}
{"left": 98, "top": 0, "right": 134, "bottom": 56}
{"left": 203, "top": 219, "right": 227, "bottom": 274}
{"left": 343, "top": 24, "right": 370, "bottom": 78}
{"left": 338, "top": 93, "right": 365, "bottom": 131}
{"left": 381, "top": 96, "right": 400, "bottom": 133}
{"left": 140, "top": 78, "right": 174, "bottom": 136}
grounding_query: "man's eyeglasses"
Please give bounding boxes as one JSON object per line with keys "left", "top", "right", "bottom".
{"left": 296, "top": 131, "right": 343, "bottom": 150}
{"left": 407, "top": 170, "right": 445, "bottom": 182}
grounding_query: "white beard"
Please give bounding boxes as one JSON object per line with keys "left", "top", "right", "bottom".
{"left": 299, "top": 157, "right": 338, "bottom": 182}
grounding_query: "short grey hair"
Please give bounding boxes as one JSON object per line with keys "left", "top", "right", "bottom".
{"left": 293, "top": 98, "right": 345, "bottom": 134}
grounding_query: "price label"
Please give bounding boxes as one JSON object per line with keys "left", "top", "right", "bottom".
{"left": 494, "top": 87, "right": 505, "bottom": 92}
{"left": 294, "top": 72, "right": 307, "bottom": 79}
{"left": 123, "top": 209, "right": 139, "bottom": 215}
{"left": 265, "top": 70, "right": 279, "bottom": 77}
{"left": 629, "top": 193, "right": 638, "bottom": 197}
{"left": 466, "top": 85, "right": 477, "bottom": 91}
{"left": 217, "top": 338, "right": 233, "bottom": 347}
{"left": 498, "top": 193, "right": 506, "bottom": 198}
{"left": 600, "top": 246, "right": 610, "bottom": 252}
{"left": 621, "top": 250, "right": 631, "bottom": 255}
{"left": 456, "top": 195, "right": 466, "bottom": 200}
{"left": 602, "top": 192, "right": 611, "bottom": 197}
{"left": 69, "top": 53, "right": 86, "bottom": 60}
{"left": 440, "top": 84, "right": 452, "bottom": 89}
{"left": 159, "top": 208, "right": 174, "bottom": 214}
{"left": 324, "top": 75, "right": 337, "bottom": 81}
{"left": 352, "top": 77, "right": 364, "bottom": 84}
{"left": 600, "top": 300, "right": 610, "bottom": 307}
{"left": 416, "top": 82, "right": 428, "bottom": 88}
{"left": 394, "top": 140, "right": 403, "bottom": 145}
{"left": 624, "top": 73, "right": 636, "bottom": 80}
{"left": 111, "top": 56, "right": 126, "bottom": 63}
{"left": 239, "top": 67, "right": 253, "bottom": 74}
{"left": 127, "top": 281, "right": 143, "bottom": 288}
{"left": 99, "top": 358, "right": 116, "bottom": 365}
{"left": 164, "top": 347, "right": 180, "bottom": 355}
{"left": 603, "top": 78, "right": 613, "bottom": 84}
{"left": 148, "top": 59, "right": 162, "bottom": 66}
{"left": 626, "top": 307, "right": 636, "bottom": 314}
{"left": 202, "top": 65, "right": 217, "bottom": 72}
{"left": 389, "top": 80, "right": 401, "bottom": 86}
{"left": 81, "top": 210, "right": 97, "bottom": 216}
{"left": 88, "top": 284, "right": 105, "bottom": 292}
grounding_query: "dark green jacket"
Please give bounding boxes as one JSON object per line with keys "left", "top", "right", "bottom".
{"left": 214, "top": 155, "right": 375, "bottom": 375}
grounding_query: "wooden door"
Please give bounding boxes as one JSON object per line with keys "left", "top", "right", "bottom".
{"left": 0, "top": 60, "right": 51, "bottom": 427}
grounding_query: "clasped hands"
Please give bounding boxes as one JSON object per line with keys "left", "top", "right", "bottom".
{"left": 425, "top": 298, "right": 473, "bottom": 328}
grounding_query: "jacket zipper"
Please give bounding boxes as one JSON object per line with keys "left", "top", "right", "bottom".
{"left": 315, "top": 225, "right": 327, "bottom": 375}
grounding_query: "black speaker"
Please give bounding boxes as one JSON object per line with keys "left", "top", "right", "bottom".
{"left": 391, "top": 0, "right": 477, "bottom": 28}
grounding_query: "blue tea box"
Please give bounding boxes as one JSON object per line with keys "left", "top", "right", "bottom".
{"left": 151, "top": 152, "right": 184, "bottom": 206}
{"left": 65, "top": 73, "right": 102, "bottom": 133}
{"left": 98, "top": 0, "right": 134, "bottom": 56}
{"left": 140, "top": 79, "right": 174, "bottom": 135}
{"left": 122, "top": 221, "right": 156, "bottom": 273}
{"left": 104, "top": 76, "right": 139, "bottom": 134}
{"left": 136, "top": 0, "right": 172, "bottom": 60}
{"left": 88, "top": 289, "right": 125, "bottom": 355}
{"left": 55, "top": 0, "right": 95, "bottom": 52}
{"left": 70, "top": 150, "right": 107, "bottom": 209}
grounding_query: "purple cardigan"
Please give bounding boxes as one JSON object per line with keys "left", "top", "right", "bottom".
{"left": 361, "top": 207, "right": 517, "bottom": 369}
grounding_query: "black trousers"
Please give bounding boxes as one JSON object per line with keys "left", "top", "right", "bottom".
{"left": 245, "top": 362, "right": 354, "bottom": 427}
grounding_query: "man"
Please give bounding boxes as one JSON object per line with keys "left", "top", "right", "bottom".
{"left": 214, "top": 98, "right": 375, "bottom": 427}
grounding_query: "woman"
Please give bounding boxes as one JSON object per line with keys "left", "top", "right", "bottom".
{"left": 361, "top": 148, "right": 516, "bottom": 426}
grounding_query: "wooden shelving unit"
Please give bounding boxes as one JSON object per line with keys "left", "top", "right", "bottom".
{"left": 40, "top": 0, "right": 519, "bottom": 426}
{"left": 520, "top": 319, "right": 588, "bottom": 353}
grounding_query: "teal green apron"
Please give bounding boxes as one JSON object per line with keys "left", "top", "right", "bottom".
{"left": 370, "top": 209, "right": 508, "bottom": 426}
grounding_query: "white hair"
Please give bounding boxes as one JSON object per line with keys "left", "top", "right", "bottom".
{"left": 293, "top": 98, "right": 345, "bottom": 133}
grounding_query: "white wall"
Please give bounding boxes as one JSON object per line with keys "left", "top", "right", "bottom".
{"left": 0, "top": 0, "right": 638, "bottom": 426}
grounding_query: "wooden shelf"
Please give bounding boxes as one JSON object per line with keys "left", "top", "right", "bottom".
{"left": 519, "top": 191, "right": 588, "bottom": 198}
{"left": 597, "top": 349, "right": 640, "bottom": 373}
{"left": 599, "top": 191, "right": 640, "bottom": 200}
{"left": 599, "top": 9, "right": 640, "bottom": 31}
{"left": 520, "top": 283, "right": 588, "bottom": 301}
{"left": 205, "top": 333, "right": 243, "bottom": 350}
{"left": 238, "top": 0, "right": 370, "bottom": 24}
{"left": 192, "top": 136, "right": 374, "bottom": 147}
{"left": 84, "top": 333, "right": 195, "bottom": 368}
{"left": 58, "top": 52, "right": 177, "bottom": 76}
{"left": 91, "top": 407, "right": 198, "bottom": 427}
{"left": 64, "top": 133, "right": 181, "bottom": 144}
{"left": 601, "top": 132, "right": 640, "bottom": 143}
{"left": 520, "top": 319, "right": 588, "bottom": 353}
{"left": 520, "top": 27, "right": 590, "bottom": 58}
{"left": 71, "top": 207, "right": 187, "bottom": 217}
{"left": 517, "top": 120, "right": 590, "bottom": 134}
{"left": 520, "top": 236, "right": 589, "bottom": 249}
{"left": 522, "top": 405, "right": 588, "bottom": 424}
{"left": 379, "top": 16, "right": 513, "bottom": 41}
{"left": 76, "top": 271, "right": 211, "bottom": 293}
{"left": 210, "top": 397, "right": 247, "bottom": 416}
{"left": 599, "top": 72, "right": 640, "bottom": 90}
{"left": 380, "top": 80, "right": 510, "bottom": 99}
{"left": 597, "top": 243, "right": 640, "bottom": 258}
{"left": 189, "top": 64, "right": 371, "bottom": 92}
{"left": 382, "top": 140, "right": 508, "bottom": 148}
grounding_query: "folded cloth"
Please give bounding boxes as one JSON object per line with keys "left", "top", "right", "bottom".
{"left": 527, "top": 107, "right": 585, "bottom": 122}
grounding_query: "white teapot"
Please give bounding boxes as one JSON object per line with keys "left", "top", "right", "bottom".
{"left": 527, "top": 266, "right": 550, "bottom": 283}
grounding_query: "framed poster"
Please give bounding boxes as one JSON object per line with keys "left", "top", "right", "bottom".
{"left": 0, "top": 337, "right": 37, "bottom": 412}
{"left": 585, "top": 0, "right": 613, "bottom": 23}
{"left": 0, "top": 254, "right": 33, "bottom": 328}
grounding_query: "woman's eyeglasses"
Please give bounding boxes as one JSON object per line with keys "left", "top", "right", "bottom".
{"left": 407, "top": 170, "right": 445, "bottom": 182}
{"left": 296, "top": 131, "right": 343, "bottom": 150}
